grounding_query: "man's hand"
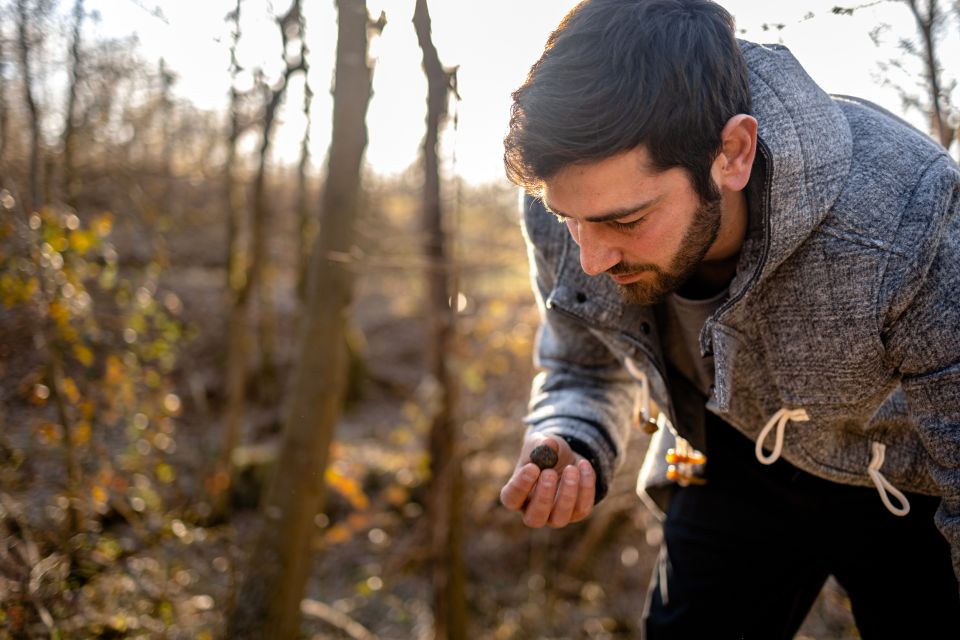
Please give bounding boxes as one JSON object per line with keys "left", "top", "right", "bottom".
{"left": 499, "top": 434, "right": 596, "bottom": 528}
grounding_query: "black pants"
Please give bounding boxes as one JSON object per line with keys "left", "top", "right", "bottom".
{"left": 644, "top": 412, "right": 960, "bottom": 639}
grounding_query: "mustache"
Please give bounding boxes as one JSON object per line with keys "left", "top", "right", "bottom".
{"left": 606, "top": 261, "right": 666, "bottom": 277}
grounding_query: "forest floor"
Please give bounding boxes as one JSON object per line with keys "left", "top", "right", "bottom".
{"left": 1, "top": 180, "right": 859, "bottom": 639}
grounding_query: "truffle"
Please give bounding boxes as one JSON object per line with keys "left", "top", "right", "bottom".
{"left": 530, "top": 444, "right": 559, "bottom": 470}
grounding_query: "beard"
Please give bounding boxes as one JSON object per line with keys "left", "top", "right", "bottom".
{"left": 610, "top": 190, "right": 723, "bottom": 305}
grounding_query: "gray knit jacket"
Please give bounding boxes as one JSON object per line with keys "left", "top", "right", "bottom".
{"left": 520, "top": 42, "right": 960, "bottom": 579}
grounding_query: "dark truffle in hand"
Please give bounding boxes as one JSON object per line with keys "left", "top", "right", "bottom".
{"left": 530, "top": 444, "right": 559, "bottom": 470}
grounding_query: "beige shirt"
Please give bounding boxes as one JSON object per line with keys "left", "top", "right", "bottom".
{"left": 661, "top": 289, "right": 728, "bottom": 398}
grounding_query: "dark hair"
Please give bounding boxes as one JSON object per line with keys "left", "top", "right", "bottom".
{"left": 504, "top": 0, "right": 751, "bottom": 201}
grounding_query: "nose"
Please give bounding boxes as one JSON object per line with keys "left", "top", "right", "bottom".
{"left": 569, "top": 221, "right": 621, "bottom": 276}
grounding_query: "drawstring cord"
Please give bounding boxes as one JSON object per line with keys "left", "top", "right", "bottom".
{"left": 755, "top": 408, "right": 809, "bottom": 465}
{"left": 755, "top": 411, "right": 910, "bottom": 517}
{"left": 868, "top": 442, "right": 911, "bottom": 516}
{"left": 639, "top": 384, "right": 910, "bottom": 518}
{"left": 624, "top": 358, "right": 651, "bottom": 423}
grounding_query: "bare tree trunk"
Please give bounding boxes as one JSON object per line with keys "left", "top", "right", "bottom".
{"left": 158, "top": 59, "right": 175, "bottom": 225}
{"left": 227, "top": 2, "right": 382, "bottom": 637}
{"left": 0, "top": 34, "right": 9, "bottom": 178}
{"left": 251, "top": 0, "right": 306, "bottom": 404}
{"left": 296, "top": 35, "right": 314, "bottom": 303}
{"left": 47, "top": 348, "right": 85, "bottom": 536}
{"left": 413, "top": 2, "right": 466, "bottom": 638}
{"left": 16, "top": 0, "right": 42, "bottom": 212}
{"left": 153, "top": 58, "right": 174, "bottom": 266}
{"left": 905, "top": 0, "right": 956, "bottom": 148}
{"left": 62, "top": 0, "right": 83, "bottom": 208}
{"left": 220, "top": 0, "right": 248, "bottom": 519}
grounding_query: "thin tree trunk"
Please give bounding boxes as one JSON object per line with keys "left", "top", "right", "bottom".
{"left": 227, "top": 2, "right": 382, "bottom": 637}
{"left": 62, "top": 0, "right": 84, "bottom": 208}
{"left": 251, "top": 0, "right": 305, "bottom": 404}
{"left": 0, "top": 33, "right": 9, "bottom": 176}
{"left": 413, "top": 1, "right": 466, "bottom": 638}
{"left": 220, "top": 0, "right": 247, "bottom": 517}
{"left": 47, "top": 348, "right": 84, "bottom": 535}
{"left": 906, "top": 0, "right": 956, "bottom": 148}
{"left": 154, "top": 58, "right": 174, "bottom": 266}
{"left": 16, "top": 0, "right": 42, "bottom": 212}
{"left": 159, "top": 59, "right": 175, "bottom": 228}
{"left": 296, "top": 36, "right": 314, "bottom": 303}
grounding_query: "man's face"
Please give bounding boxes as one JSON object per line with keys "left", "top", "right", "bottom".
{"left": 542, "top": 146, "right": 722, "bottom": 305}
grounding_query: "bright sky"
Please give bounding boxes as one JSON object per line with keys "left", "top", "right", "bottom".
{"left": 84, "top": 0, "right": 953, "bottom": 184}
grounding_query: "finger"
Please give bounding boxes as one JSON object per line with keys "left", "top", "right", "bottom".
{"left": 500, "top": 463, "right": 540, "bottom": 511}
{"left": 548, "top": 465, "right": 581, "bottom": 528}
{"left": 522, "top": 469, "right": 558, "bottom": 528}
{"left": 570, "top": 460, "right": 596, "bottom": 522}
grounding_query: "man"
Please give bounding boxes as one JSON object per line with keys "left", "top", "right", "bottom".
{"left": 498, "top": 0, "right": 960, "bottom": 636}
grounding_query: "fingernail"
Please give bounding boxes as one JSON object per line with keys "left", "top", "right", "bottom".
{"left": 564, "top": 470, "right": 578, "bottom": 486}
{"left": 541, "top": 472, "right": 556, "bottom": 487}
{"left": 522, "top": 469, "right": 537, "bottom": 483}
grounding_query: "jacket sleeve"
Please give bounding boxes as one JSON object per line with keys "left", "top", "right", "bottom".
{"left": 882, "top": 155, "right": 960, "bottom": 582}
{"left": 521, "top": 195, "right": 637, "bottom": 502}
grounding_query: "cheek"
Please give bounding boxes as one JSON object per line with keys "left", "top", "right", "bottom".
{"left": 623, "top": 218, "right": 681, "bottom": 259}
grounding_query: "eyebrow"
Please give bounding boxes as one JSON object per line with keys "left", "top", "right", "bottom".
{"left": 542, "top": 195, "right": 663, "bottom": 223}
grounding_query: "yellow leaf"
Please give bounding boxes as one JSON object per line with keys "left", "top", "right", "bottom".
{"left": 109, "top": 614, "right": 128, "bottom": 632}
{"left": 73, "top": 344, "right": 94, "bottom": 367}
{"left": 92, "top": 484, "right": 108, "bottom": 506}
{"left": 155, "top": 463, "right": 175, "bottom": 484}
{"left": 105, "top": 355, "right": 124, "bottom": 386}
{"left": 325, "top": 467, "right": 369, "bottom": 511}
{"left": 49, "top": 300, "right": 70, "bottom": 328}
{"left": 347, "top": 512, "right": 370, "bottom": 530}
{"left": 144, "top": 369, "right": 162, "bottom": 388}
{"left": 70, "top": 230, "right": 95, "bottom": 255}
{"left": 37, "top": 422, "right": 62, "bottom": 444}
{"left": 93, "top": 214, "right": 113, "bottom": 237}
{"left": 325, "top": 524, "right": 352, "bottom": 544}
{"left": 62, "top": 377, "right": 81, "bottom": 404}
{"left": 24, "top": 277, "right": 39, "bottom": 301}
{"left": 384, "top": 484, "right": 408, "bottom": 507}
{"left": 73, "top": 421, "right": 91, "bottom": 445}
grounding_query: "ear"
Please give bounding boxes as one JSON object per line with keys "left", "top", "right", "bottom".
{"left": 711, "top": 114, "right": 758, "bottom": 192}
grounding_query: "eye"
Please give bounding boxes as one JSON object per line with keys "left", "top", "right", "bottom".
{"left": 611, "top": 215, "right": 647, "bottom": 230}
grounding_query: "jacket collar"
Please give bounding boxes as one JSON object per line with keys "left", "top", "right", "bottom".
{"left": 740, "top": 41, "right": 853, "bottom": 284}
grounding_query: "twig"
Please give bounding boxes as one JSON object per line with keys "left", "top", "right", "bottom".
{"left": 124, "top": 0, "right": 169, "bottom": 25}
{"left": 300, "top": 598, "right": 380, "bottom": 640}
{"left": 0, "top": 493, "right": 61, "bottom": 637}
{"left": 0, "top": 493, "right": 40, "bottom": 567}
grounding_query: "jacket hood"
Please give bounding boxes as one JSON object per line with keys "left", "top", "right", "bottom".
{"left": 737, "top": 41, "right": 853, "bottom": 288}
